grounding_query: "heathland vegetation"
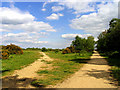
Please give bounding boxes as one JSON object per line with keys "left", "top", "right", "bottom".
{"left": 97, "top": 18, "right": 120, "bottom": 85}
{"left": 1, "top": 18, "right": 120, "bottom": 87}
{"left": 1, "top": 34, "right": 95, "bottom": 87}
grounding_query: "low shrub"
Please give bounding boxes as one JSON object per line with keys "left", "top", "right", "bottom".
{"left": 79, "top": 50, "right": 88, "bottom": 56}
{"left": 4, "top": 44, "right": 23, "bottom": 55}
{"left": 62, "top": 47, "right": 71, "bottom": 54}
{"left": 1, "top": 44, "right": 23, "bottom": 60}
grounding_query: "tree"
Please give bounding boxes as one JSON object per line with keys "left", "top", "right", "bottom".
{"left": 72, "top": 36, "right": 85, "bottom": 51}
{"left": 86, "top": 36, "right": 95, "bottom": 52}
{"left": 97, "top": 18, "right": 120, "bottom": 55}
{"left": 41, "top": 47, "right": 47, "bottom": 52}
{"left": 72, "top": 35, "right": 95, "bottom": 53}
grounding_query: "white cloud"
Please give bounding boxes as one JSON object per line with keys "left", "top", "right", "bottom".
{"left": 41, "top": 8, "right": 46, "bottom": 11}
{"left": 2, "top": 32, "right": 48, "bottom": 44}
{"left": 2, "top": 21, "right": 56, "bottom": 32}
{"left": 52, "top": 6, "right": 64, "bottom": 12}
{"left": 0, "top": 7, "right": 35, "bottom": 24}
{"left": 62, "top": 34, "right": 91, "bottom": 40}
{"left": 59, "top": 0, "right": 95, "bottom": 14}
{"left": 0, "top": 28, "right": 9, "bottom": 32}
{"left": 70, "top": 2, "right": 118, "bottom": 36}
{"left": 0, "top": 7, "right": 56, "bottom": 33}
{"left": 41, "top": 2, "right": 47, "bottom": 11}
{"left": 1, "top": 6, "right": 55, "bottom": 46}
{"left": 46, "top": 13, "right": 63, "bottom": 20}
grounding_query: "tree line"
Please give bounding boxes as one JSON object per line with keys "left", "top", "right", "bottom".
{"left": 62, "top": 36, "right": 95, "bottom": 54}
{"left": 97, "top": 18, "right": 120, "bottom": 57}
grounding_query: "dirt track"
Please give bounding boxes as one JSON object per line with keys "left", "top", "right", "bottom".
{"left": 2, "top": 52, "right": 53, "bottom": 88}
{"left": 2, "top": 51, "right": 118, "bottom": 88}
{"left": 53, "top": 51, "right": 117, "bottom": 88}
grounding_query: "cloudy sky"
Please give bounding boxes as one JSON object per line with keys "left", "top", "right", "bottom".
{"left": 0, "top": 0, "right": 119, "bottom": 48}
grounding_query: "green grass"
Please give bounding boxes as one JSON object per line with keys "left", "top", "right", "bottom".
{"left": 32, "top": 51, "right": 92, "bottom": 87}
{"left": 41, "top": 60, "right": 52, "bottom": 64}
{"left": 1, "top": 50, "right": 41, "bottom": 76}
{"left": 107, "top": 58, "right": 120, "bottom": 85}
{"left": 99, "top": 52, "right": 120, "bottom": 85}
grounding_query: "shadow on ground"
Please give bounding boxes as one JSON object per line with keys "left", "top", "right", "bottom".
{"left": 69, "top": 57, "right": 108, "bottom": 65}
{"left": 69, "top": 58, "right": 90, "bottom": 64}
{"left": 2, "top": 75, "right": 45, "bottom": 89}
{"left": 85, "top": 69, "right": 116, "bottom": 85}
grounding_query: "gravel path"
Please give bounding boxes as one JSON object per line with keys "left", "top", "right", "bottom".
{"left": 53, "top": 51, "right": 117, "bottom": 88}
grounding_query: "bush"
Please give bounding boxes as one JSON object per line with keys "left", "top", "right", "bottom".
{"left": 3, "top": 44, "right": 23, "bottom": 55}
{"left": 54, "top": 49, "right": 59, "bottom": 53}
{"left": 69, "top": 46, "right": 76, "bottom": 53}
{"left": 62, "top": 47, "right": 71, "bottom": 54}
{"left": 1, "top": 49, "right": 10, "bottom": 59}
{"left": 1, "top": 44, "right": 23, "bottom": 60}
{"left": 80, "top": 50, "right": 87, "bottom": 56}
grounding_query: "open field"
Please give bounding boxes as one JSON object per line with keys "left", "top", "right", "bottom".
{"left": 1, "top": 50, "right": 41, "bottom": 76}
{"left": 31, "top": 51, "right": 92, "bottom": 87}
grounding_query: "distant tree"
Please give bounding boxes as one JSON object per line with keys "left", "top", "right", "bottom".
{"left": 86, "top": 36, "right": 95, "bottom": 52}
{"left": 54, "top": 49, "right": 59, "bottom": 53}
{"left": 72, "top": 35, "right": 95, "bottom": 52}
{"left": 72, "top": 36, "right": 85, "bottom": 51}
{"left": 41, "top": 47, "right": 47, "bottom": 52}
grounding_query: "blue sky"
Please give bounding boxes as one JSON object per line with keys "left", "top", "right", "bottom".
{"left": 0, "top": 0, "right": 119, "bottom": 48}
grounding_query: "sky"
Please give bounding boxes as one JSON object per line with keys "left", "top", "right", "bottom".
{"left": 0, "top": 0, "right": 119, "bottom": 49}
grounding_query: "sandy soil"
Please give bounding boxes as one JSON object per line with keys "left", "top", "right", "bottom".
{"left": 2, "top": 52, "right": 53, "bottom": 88}
{"left": 53, "top": 51, "right": 117, "bottom": 88}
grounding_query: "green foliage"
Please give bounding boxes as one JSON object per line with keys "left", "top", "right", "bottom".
{"left": 110, "top": 66, "right": 120, "bottom": 85}
{"left": 86, "top": 36, "right": 95, "bottom": 52}
{"left": 41, "top": 47, "right": 48, "bottom": 52}
{"left": 107, "top": 57, "right": 120, "bottom": 85}
{"left": 54, "top": 49, "right": 59, "bottom": 53}
{"left": 26, "top": 47, "right": 41, "bottom": 50}
{"left": 97, "top": 18, "right": 120, "bottom": 85}
{"left": 72, "top": 36, "right": 95, "bottom": 53}
{"left": 97, "top": 18, "right": 120, "bottom": 54}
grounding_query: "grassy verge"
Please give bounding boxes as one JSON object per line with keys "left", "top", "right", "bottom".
{"left": 32, "top": 51, "right": 92, "bottom": 87}
{"left": 107, "top": 58, "right": 120, "bottom": 85}
{"left": 99, "top": 52, "right": 120, "bottom": 85}
{"left": 1, "top": 50, "right": 41, "bottom": 76}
